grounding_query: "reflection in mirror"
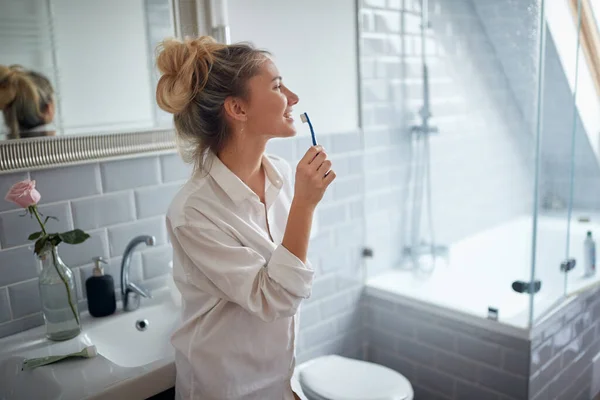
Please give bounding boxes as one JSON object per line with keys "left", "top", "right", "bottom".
{"left": 0, "top": 65, "right": 56, "bottom": 139}
{"left": 0, "top": 0, "right": 175, "bottom": 141}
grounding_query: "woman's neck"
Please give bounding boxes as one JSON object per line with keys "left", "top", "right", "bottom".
{"left": 218, "top": 137, "right": 267, "bottom": 188}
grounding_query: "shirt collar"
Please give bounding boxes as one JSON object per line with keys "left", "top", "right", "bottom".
{"left": 205, "top": 151, "right": 284, "bottom": 206}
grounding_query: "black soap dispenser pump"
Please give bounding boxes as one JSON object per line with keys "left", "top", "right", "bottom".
{"left": 86, "top": 256, "right": 116, "bottom": 317}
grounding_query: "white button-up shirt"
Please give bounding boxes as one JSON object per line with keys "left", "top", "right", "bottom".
{"left": 166, "top": 152, "right": 314, "bottom": 400}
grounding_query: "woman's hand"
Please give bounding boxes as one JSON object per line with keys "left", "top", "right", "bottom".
{"left": 293, "top": 145, "right": 336, "bottom": 208}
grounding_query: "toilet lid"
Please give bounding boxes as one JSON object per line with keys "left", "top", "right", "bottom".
{"left": 299, "top": 355, "right": 413, "bottom": 400}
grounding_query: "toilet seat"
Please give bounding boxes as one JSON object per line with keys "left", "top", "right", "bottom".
{"left": 298, "top": 355, "right": 414, "bottom": 400}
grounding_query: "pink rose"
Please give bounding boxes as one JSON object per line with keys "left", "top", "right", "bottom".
{"left": 5, "top": 180, "right": 41, "bottom": 208}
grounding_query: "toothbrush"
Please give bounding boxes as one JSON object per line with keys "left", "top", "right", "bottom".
{"left": 22, "top": 345, "right": 98, "bottom": 371}
{"left": 300, "top": 112, "right": 318, "bottom": 146}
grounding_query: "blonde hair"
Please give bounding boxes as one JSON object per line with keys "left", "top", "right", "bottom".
{"left": 0, "top": 65, "right": 54, "bottom": 139}
{"left": 155, "top": 36, "right": 269, "bottom": 172}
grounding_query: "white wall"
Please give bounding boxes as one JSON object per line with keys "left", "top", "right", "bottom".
{"left": 228, "top": 0, "right": 360, "bottom": 136}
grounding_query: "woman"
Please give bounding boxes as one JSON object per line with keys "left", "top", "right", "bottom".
{"left": 0, "top": 65, "right": 56, "bottom": 139}
{"left": 156, "top": 36, "right": 336, "bottom": 400}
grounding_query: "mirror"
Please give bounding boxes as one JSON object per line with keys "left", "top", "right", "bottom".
{"left": 0, "top": 0, "right": 176, "bottom": 141}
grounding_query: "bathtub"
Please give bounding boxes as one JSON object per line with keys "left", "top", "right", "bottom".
{"left": 366, "top": 212, "right": 600, "bottom": 332}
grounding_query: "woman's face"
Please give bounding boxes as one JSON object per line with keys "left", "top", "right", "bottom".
{"left": 243, "top": 59, "right": 299, "bottom": 139}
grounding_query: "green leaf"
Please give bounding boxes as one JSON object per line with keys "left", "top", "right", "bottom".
{"left": 49, "top": 234, "right": 62, "bottom": 247}
{"left": 59, "top": 229, "right": 90, "bottom": 245}
{"left": 34, "top": 236, "right": 48, "bottom": 255}
{"left": 43, "top": 215, "right": 59, "bottom": 225}
{"left": 28, "top": 231, "right": 43, "bottom": 241}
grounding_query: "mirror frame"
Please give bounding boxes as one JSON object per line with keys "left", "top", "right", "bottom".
{"left": 0, "top": 0, "right": 208, "bottom": 174}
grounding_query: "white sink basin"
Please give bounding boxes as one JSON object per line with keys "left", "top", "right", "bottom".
{"left": 83, "top": 291, "right": 180, "bottom": 368}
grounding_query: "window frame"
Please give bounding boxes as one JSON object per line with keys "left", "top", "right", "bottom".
{"left": 569, "top": 0, "right": 600, "bottom": 97}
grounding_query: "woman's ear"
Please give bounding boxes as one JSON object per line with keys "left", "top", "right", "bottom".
{"left": 223, "top": 96, "right": 248, "bottom": 122}
{"left": 43, "top": 101, "right": 55, "bottom": 123}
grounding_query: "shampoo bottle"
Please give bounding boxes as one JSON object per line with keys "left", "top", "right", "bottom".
{"left": 584, "top": 231, "right": 596, "bottom": 277}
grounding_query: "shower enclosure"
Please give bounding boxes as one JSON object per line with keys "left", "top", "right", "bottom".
{"left": 361, "top": 0, "right": 599, "bottom": 331}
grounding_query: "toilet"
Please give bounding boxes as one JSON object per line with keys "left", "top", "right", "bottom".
{"left": 294, "top": 355, "right": 414, "bottom": 400}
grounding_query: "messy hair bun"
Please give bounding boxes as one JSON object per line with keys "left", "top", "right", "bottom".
{"left": 155, "top": 36, "right": 269, "bottom": 171}
{"left": 0, "top": 65, "right": 54, "bottom": 139}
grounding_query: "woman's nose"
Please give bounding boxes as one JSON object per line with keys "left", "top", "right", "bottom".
{"left": 286, "top": 89, "right": 299, "bottom": 106}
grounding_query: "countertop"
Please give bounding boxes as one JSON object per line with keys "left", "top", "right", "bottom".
{"left": 0, "top": 288, "right": 178, "bottom": 400}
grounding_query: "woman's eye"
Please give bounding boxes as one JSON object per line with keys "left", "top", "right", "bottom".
{"left": 275, "top": 84, "right": 281, "bottom": 90}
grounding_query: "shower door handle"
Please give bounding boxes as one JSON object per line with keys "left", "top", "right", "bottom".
{"left": 560, "top": 258, "right": 576, "bottom": 273}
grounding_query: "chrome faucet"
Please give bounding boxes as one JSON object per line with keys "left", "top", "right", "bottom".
{"left": 121, "top": 235, "right": 155, "bottom": 311}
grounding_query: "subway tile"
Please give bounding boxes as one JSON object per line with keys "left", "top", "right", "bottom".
{"left": 333, "top": 223, "right": 363, "bottom": 249}
{"left": 317, "top": 205, "right": 347, "bottom": 227}
{"left": 530, "top": 353, "right": 561, "bottom": 396}
{"left": 530, "top": 337, "right": 553, "bottom": 374}
{"left": 299, "top": 303, "right": 321, "bottom": 330}
{"left": 0, "top": 313, "right": 44, "bottom": 339}
{"left": 58, "top": 229, "right": 109, "bottom": 268}
{"left": 478, "top": 364, "right": 527, "bottom": 399}
{"left": 266, "top": 139, "right": 296, "bottom": 161}
{"left": 362, "top": 0, "right": 386, "bottom": 8}
{"left": 417, "top": 366, "right": 455, "bottom": 397}
{"left": 306, "top": 274, "right": 337, "bottom": 303}
{"left": 134, "top": 183, "right": 181, "bottom": 219}
{"left": 435, "top": 350, "right": 478, "bottom": 381}
{"left": 141, "top": 245, "right": 172, "bottom": 280}
{"left": 0, "top": 288, "right": 11, "bottom": 323}
{"left": 331, "top": 133, "right": 362, "bottom": 153}
{"left": 369, "top": 328, "right": 398, "bottom": 351}
{"left": 160, "top": 153, "right": 192, "bottom": 183}
{"left": 387, "top": 0, "right": 401, "bottom": 9}
{"left": 320, "top": 293, "right": 350, "bottom": 319}
{"left": 502, "top": 347, "right": 530, "bottom": 377}
{"left": 303, "top": 320, "right": 337, "bottom": 349}
{"left": 101, "top": 156, "right": 161, "bottom": 192}
{"left": 372, "top": 307, "right": 415, "bottom": 339}
{"left": 0, "top": 202, "right": 72, "bottom": 248}
{"left": 0, "top": 245, "right": 39, "bottom": 287}
{"left": 8, "top": 279, "right": 41, "bottom": 318}
{"left": 372, "top": 349, "right": 417, "bottom": 382}
{"left": 396, "top": 335, "right": 436, "bottom": 365}
{"left": 412, "top": 384, "right": 452, "bottom": 400}
{"left": 531, "top": 383, "right": 551, "bottom": 400}
{"left": 373, "top": 10, "right": 401, "bottom": 33}
{"left": 557, "top": 364, "right": 592, "bottom": 400}
{"left": 456, "top": 334, "right": 503, "bottom": 367}
{"left": 333, "top": 177, "right": 363, "bottom": 201}
{"left": 416, "top": 322, "right": 456, "bottom": 352}
{"left": 319, "top": 247, "right": 350, "bottom": 274}
{"left": 72, "top": 192, "right": 135, "bottom": 231}
{"left": 337, "top": 310, "right": 361, "bottom": 334}
{"left": 31, "top": 164, "right": 101, "bottom": 204}
{"left": 107, "top": 217, "right": 167, "bottom": 257}
{"left": 349, "top": 199, "right": 364, "bottom": 220}
{"left": 455, "top": 381, "right": 500, "bottom": 400}
{"left": 0, "top": 171, "right": 30, "bottom": 212}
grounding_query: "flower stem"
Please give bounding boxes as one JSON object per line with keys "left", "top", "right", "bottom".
{"left": 31, "top": 206, "right": 47, "bottom": 236}
{"left": 31, "top": 206, "right": 80, "bottom": 327}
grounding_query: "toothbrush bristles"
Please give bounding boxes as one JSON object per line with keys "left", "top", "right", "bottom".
{"left": 300, "top": 113, "right": 308, "bottom": 123}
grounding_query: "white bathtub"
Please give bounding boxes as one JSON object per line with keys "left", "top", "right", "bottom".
{"left": 366, "top": 212, "right": 600, "bottom": 331}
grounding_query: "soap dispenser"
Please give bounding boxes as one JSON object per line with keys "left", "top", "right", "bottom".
{"left": 86, "top": 256, "right": 116, "bottom": 317}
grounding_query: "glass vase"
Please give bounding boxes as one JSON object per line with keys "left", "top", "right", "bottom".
{"left": 37, "top": 245, "right": 81, "bottom": 341}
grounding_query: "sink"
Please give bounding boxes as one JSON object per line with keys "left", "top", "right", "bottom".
{"left": 83, "top": 289, "right": 180, "bottom": 368}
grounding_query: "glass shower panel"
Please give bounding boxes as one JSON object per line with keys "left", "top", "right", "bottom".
{"left": 530, "top": 0, "right": 584, "bottom": 325}
{"left": 564, "top": 0, "right": 600, "bottom": 299}
{"left": 360, "top": 0, "right": 546, "bottom": 329}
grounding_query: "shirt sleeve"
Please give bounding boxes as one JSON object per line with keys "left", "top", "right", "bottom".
{"left": 172, "top": 223, "right": 315, "bottom": 322}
